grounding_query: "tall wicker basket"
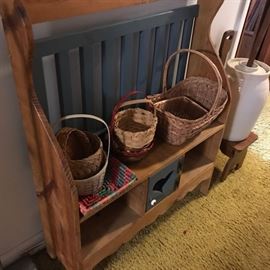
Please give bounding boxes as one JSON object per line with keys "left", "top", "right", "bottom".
{"left": 55, "top": 114, "right": 110, "bottom": 196}
{"left": 149, "top": 49, "right": 228, "bottom": 145}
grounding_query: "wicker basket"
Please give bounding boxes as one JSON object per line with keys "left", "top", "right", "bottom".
{"left": 149, "top": 49, "right": 228, "bottom": 145}
{"left": 56, "top": 114, "right": 110, "bottom": 196}
{"left": 112, "top": 91, "right": 158, "bottom": 150}
{"left": 112, "top": 135, "right": 154, "bottom": 163}
{"left": 56, "top": 127, "right": 103, "bottom": 179}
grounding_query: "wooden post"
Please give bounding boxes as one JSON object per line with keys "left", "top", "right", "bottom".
{"left": 0, "top": 1, "right": 81, "bottom": 269}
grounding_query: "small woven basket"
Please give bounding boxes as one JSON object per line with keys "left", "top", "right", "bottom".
{"left": 112, "top": 91, "right": 158, "bottom": 150}
{"left": 56, "top": 127, "right": 103, "bottom": 179}
{"left": 56, "top": 114, "right": 110, "bottom": 196}
{"left": 149, "top": 48, "right": 228, "bottom": 145}
{"left": 112, "top": 135, "right": 154, "bottom": 163}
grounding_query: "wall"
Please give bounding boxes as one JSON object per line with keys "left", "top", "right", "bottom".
{"left": 210, "top": 0, "right": 251, "bottom": 61}
{"left": 0, "top": 23, "right": 43, "bottom": 267}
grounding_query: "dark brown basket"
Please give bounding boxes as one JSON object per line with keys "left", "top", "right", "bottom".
{"left": 56, "top": 127, "right": 103, "bottom": 180}
{"left": 155, "top": 96, "right": 208, "bottom": 120}
{"left": 149, "top": 49, "right": 228, "bottom": 145}
{"left": 56, "top": 114, "right": 110, "bottom": 196}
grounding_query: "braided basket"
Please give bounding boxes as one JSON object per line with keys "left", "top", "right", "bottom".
{"left": 112, "top": 91, "right": 158, "bottom": 150}
{"left": 56, "top": 127, "right": 103, "bottom": 179}
{"left": 149, "top": 49, "right": 228, "bottom": 146}
{"left": 56, "top": 114, "right": 110, "bottom": 196}
{"left": 111, "top": 91, "right": 158, "bottom": 162}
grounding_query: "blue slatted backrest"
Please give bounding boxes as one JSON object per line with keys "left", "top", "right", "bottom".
{"left": 32, "top": 5, "right": 199, "bottom": 128}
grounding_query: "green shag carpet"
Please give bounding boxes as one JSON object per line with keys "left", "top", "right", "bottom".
{"left": 33, "top": 97, "right": 270, "bottom": 270}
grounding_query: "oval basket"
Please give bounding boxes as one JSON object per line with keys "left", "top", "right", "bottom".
{"left": 56, "top": 114, "right": 110, "bottom": 196}
{"left": 112, "top": 91, "right": 158, "bottom": 150}
{"left": 149, "top": 48, "right": 228, "bottom": 145}
{"left": 56, "top": 127, "right": 103, "bottom": 180}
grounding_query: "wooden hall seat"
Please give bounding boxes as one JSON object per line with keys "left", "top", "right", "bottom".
{"left": 0, "top": 0, "right": 232, "bottom": 269}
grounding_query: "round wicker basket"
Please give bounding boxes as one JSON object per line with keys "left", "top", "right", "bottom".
{"left": 56, "top": 127, "right": 103, "bottom": 179}
{"left": 112, "top": 95, "right": 158, "bottom": 150}
{"left": 56, "top": 114, "right": 110, "bottom": 196}
{"left": 112, "top": 134, "right": 154, "bottom": 163}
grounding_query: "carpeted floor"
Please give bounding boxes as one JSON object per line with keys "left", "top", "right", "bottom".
{"left": 33, "top": 97, "right": 270, "bottom": 270}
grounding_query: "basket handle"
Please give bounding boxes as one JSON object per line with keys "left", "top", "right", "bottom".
{"left": 118, "top": 99, "right": 156, "bottom": 116}
{"left": 110, "top": 90, "right": 155, "bottom": 131}
{"left": 55, "top": 114, "right": 110, "bottom": 165}
{"left": 162, "top": 48, "right": 223, "bottom": 115}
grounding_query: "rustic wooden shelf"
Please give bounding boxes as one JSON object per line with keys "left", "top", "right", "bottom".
{"left": 79, "top": 180, "right": 138, "bottom": 223}
{"left": 181, "top": 151, "right": 213, "bottom": 188}
{"left": 79, "top": 125, "right": 221, "bottom": 268}
{"left": 2, "top": 0, "right": 232, "bottom": 269}
{"left": 80, "top": 153, "right": 213, "bottom": 255}
{"left": 80, "top": 121, "right": 224, "bottom": 224}
{"left": 81, "top": 197, "right": 139, "bottom": 260}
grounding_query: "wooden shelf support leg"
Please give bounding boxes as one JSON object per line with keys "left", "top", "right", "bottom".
{"left": 200, "top": 178, "right": 211, "bottom": 195}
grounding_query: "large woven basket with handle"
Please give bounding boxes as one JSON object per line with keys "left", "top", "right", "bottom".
{"left": 56, "top": 127, "right": 103, "bottom": 180}
{"left": 56, "top": 114, "right": 110, "bottom": 196}
{"left": 149, "top": 48, "right": 228, "bottom": 146}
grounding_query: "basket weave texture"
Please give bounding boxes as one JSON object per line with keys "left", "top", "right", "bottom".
{"left": 111, "top": 91, "right": 158, "bottom": 162}
{"left": 149, "top": 49, "right": 228, "bottom": 145}
{"left": 79, "top": 157, "right": 137, "bottom": 215}
{"left": 56, "top": 114, "right": 110, "bottom": 196}
{"left": 56, "top": 127, "right": 103, "bottom": 180}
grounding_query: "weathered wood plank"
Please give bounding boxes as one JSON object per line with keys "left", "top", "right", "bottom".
{"left": 177, "top": 17, "right": 194, "bottom": 82}
{"left": 55, "top": 51, "right": 73, "bottom": 116}
{"left": 80, "top": 43, "right": 103, "bottom": 130}
{"left": 136, "top": 29, "right": 154, "bottom": 93}
{"left": 102, "top": 39, "right": 121, "bottom": 122}
{"left": 22, "top": 0, "right": 158, "bottom": 23}
{"left": 167, "top": 21, "right": 184, "bottom": 88}
{"left": 120, "top": 33, "right": 139, "bottom": 96}
{"left": 34, "top": 5, "right": 199, "bottom": 57}
{"left": 32, "top": 57, "right": 49, "bottom": 117}
{"left": 0, "top": 2, "right": 82, "bottom": 269}
{"left": 150, "top": 25, "right": 170, "bottom": 94}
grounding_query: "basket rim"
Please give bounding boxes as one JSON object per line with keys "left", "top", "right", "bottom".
{"left": 113, "top": 139, "right": 154, "bottom": 157}
{"left": 73, "top": 150, "right": 108, "bottom": 182}
{"left": 114, "top": 107, "right": 158, "bottom": 134}
{"left": 162, "top": 49, "right": 223, "bottom": 115}
{"left": 155, "top": 96, "right": 228, "bottom": 124}
{"left": 67, "top": 131, "right": 103, "bottom": 162}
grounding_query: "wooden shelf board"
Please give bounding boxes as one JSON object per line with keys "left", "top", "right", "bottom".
{"left": 79, "top": 121, "right": 223, "bottom": 224}
{"left": 80, "top": 123, "right": 221, "bottom": 260}
{"left": 81, "top": 198, "right": 139, "bottom": 260}
{"left": 81, "top": 162, "right": 214, "bottom": 267}
{"left": 130, "top": 121, "right": 224, "bottom": 185}
{"left": 79, "top": 180, "right": 137, "bottom": 223}
{"left": 80, "top": 154, "right": 215, "bottom": 267}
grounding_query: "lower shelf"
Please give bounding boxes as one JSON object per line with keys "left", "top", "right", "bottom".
{"left": 81, "top": 197, "right": 140, "bottom": 260}
{"left": 80, "top": 126, "right": 221, "bottom": 268}
{"left": 80, "top": 158, "right": 214, "bottom": 267}
{"left": 180, "top": 151, "right": 213, "bottom": 189}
